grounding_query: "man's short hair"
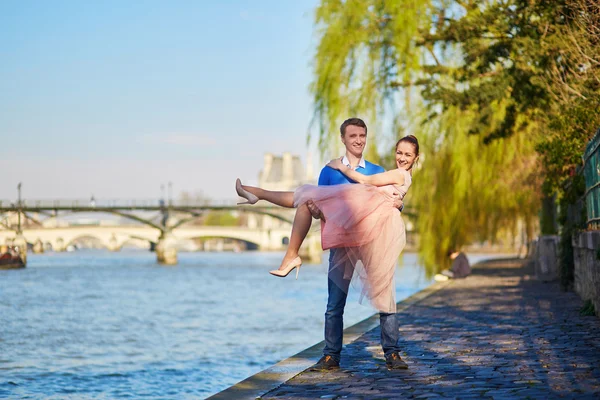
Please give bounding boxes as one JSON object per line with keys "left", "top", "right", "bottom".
{"left": 340, "top": 118, "right": 368, "bottom": 136}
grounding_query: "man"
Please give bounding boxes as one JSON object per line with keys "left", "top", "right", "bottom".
{"left": 306, "top": 118, "right": 408, "bottom": 371}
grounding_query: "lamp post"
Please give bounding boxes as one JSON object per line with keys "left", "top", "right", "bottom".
{"left": 168, "top": 181, "right": 173, "bottom": 206}
{"left": 159, "top": 184, "right": 167, "bottom": 228}
{"left": 16, "top": 182, "right": 22, "bottom": 234}
{"left": 13, "top": 182, "right": 27, "bottom": 266}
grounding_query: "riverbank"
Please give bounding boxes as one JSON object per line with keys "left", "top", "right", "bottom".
{"left": 210, "top": 257, "right": 600, "bottom": 399}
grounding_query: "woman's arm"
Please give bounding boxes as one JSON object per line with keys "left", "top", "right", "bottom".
{"left": 327, "top": 158, "right": 405, "bottom": 187}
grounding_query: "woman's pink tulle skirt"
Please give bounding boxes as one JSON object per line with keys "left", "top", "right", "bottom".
{"left": 294, "top": 183, "right": 406, "bottom": 313}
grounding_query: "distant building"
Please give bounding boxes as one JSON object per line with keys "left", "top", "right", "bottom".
{"left": 247, "top": 152, "right": 316, "bottom": 232}
{"left": 258, "top": 152, "right": 315, "bottom": 191}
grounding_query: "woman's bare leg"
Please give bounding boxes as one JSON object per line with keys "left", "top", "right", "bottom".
{"left": 277, "top": 203, "right": 312, "bottom": 270}
{"left": 240, "top": 182, "right": 314, "bottom": 271}
{"left": 241, "top": 184, "right": 295, "bottom": 208}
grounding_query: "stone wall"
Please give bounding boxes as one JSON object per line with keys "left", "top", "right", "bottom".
{"left": 572, "top": 231, "right": 600, "bottom": 317}
{"left": 534, "top": 235, "right": 559, "bottom": 282}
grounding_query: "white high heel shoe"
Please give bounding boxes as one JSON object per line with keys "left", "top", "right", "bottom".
{"left": 269, "top": 256, "right": 302, "bottom": 279}
{"left": 235, "top": 178, "right": 259, "bottom": 205}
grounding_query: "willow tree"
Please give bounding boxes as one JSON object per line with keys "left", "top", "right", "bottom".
{"left": 309, "top": 0, "right": 556, "bottom": 272}
{"left": 310, "top": 0, "right": 430, "bottom": 162}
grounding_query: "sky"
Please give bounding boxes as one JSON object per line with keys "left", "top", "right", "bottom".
{"left": 0, "top": 0, "right": 322, "bottom": 203}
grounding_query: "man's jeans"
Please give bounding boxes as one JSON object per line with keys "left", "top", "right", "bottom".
{"left": 323, "top": 250, "right": 400, "bottom": 361}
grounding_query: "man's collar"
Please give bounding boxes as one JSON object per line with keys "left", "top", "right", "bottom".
{"left": 342, "top": 155, "right": 366, "bottom": 170}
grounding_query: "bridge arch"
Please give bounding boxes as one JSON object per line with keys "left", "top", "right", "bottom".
{"left": 183, "top": 234, "right": 261, "bottom": 250}
{"left": 64, "top": 234, "right": 110, "bottom": 250}
{"left": 123, "top": 235, "right": 156, "bottom": 249}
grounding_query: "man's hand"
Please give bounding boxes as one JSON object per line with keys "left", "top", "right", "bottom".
{"left": 306, "top": 200, "right": 325, "bottom": 222}
{"left": 392, "top": 192, "right": 404, "bottom": 210}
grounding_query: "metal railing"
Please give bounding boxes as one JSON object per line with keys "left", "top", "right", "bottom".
{"left": 583, "top": 127, "right": 600, "bottom": 229}
{"left": 0, "top": 198, "right": 239, "bottom": 208}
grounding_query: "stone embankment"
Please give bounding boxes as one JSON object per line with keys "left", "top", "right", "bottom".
{"left": 211, "top": 258, "right": 600, "bottom": 399}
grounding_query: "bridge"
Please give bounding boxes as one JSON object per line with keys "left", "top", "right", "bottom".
{"left": 0, "top": 224, "right": 316, "bottom": 254}
{"left": 0, "top": 200, "right": 326, "bottom": 265}
{"left": 0, "top": 198, "right": 416, "bottom": 266}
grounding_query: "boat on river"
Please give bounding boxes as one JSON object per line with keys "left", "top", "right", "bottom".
{"left": 0, "top": 248, "right": 25, "bottom": 269}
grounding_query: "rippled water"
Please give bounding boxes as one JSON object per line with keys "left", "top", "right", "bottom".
{"left": 0, "top": 250, "right": 490, "bottom": 398}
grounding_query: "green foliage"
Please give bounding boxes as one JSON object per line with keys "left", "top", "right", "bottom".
{"left": 532, "top": 0, "right": 600, "bottom": 209}
{"left": 310, "top": 0, "right": 429, "bottom": 159}
{"left": 537, "top": 98, "right": 600, "bottom": 195}
{"left": 540, "top": 195, "right": 558, "bottom": 235}
{"left": 310, "top": 0, "right": 600, "bottom": 272}
{"left": 418, "top": 0, "right": 565, "bottom": 143}
{"left": 203, "top": 212, "right": 239, "bottom": 227}
{"left": 548, "top": 97, "right": 599, "bottom": 290}
{"left": 411, "top": 105, "right": 540, "bottom": 272}
{"left": 580, "top": 300, "right": 596, "bottom": 317}
{"left": 558, "top": 173, "right": 586, "bottom": 289}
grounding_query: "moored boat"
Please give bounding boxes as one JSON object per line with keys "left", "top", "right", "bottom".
{"left": 0, "top": 248, "right": 25, "bottom": 269}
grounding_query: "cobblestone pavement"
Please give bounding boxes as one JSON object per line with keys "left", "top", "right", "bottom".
{"left": 260, "top": 258, "right": 600, "bottom": 399}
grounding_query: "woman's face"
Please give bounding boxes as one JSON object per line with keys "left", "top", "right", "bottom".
{"left": 395, "top": 141, "right": 418, "bottom": 170}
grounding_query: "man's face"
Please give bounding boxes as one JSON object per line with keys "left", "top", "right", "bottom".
{"left": 341, "top": 125, "right": 366, "bottom": 159}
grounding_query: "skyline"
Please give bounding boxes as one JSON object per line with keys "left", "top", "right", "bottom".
{"left": 1, "top": 1, "right": 326, "bottom": 202}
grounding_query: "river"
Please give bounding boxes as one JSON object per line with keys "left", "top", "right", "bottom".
{"left": 0, "top": 250, "right": 493, "bottom": 398}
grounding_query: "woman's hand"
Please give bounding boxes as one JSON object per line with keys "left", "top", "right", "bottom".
{"left": 327, "top": 157, "right": 344, "bottom": 171}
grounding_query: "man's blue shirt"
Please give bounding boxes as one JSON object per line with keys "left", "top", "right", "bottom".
{"left": 318, "top": 160, "right": 385, "bottom": 264}
{"left": 318, "top": 160, "right": 385, "bottom": 186}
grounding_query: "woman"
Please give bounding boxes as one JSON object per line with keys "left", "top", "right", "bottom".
{"left": 236, "top": 135, "right": 419, "bottom": 312}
